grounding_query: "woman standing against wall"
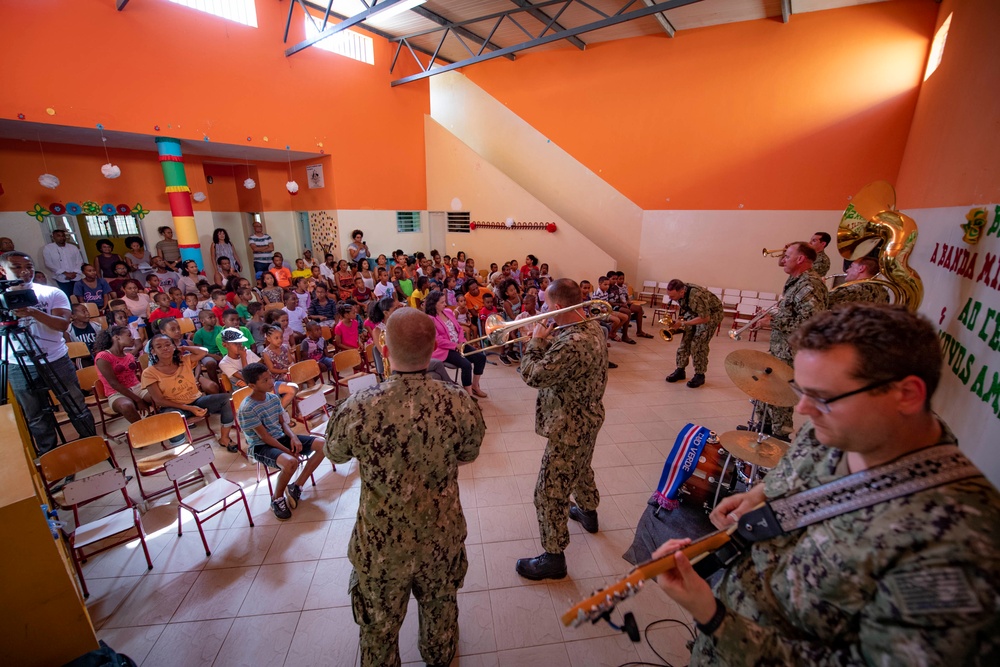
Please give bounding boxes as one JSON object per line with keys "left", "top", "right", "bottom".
{"left": 209, "top": 228, "right": 243, "bottom": 275}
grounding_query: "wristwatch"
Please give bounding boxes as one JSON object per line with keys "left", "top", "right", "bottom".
{"left": 695, "top": 598, "right": 727, "bottom": 636}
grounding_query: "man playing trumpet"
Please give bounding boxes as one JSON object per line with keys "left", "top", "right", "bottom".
{"left": 663, "top": 279, "right": 724, "bottom": 388}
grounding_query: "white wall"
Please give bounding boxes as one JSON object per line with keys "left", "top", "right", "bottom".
{"left": 430, "top": 71, "right": 642, "bottom": 277}
{"left": 906, "top": 204, "right": 1000, "bottom": 486}
{"left": 337, "top": 209, "right": 430, "bottom": 263}
{"left": 638, "top": 209, "right": 842, "bottom": 294}
{"left": 0, "top": 212, "right": 49, "bottom": 262}
{"left": 426, "top": 116, "right": 615, "bottom": 281}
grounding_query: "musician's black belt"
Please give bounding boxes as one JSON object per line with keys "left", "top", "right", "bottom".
{"left": 694, "top": 445, "right": 982, "bottom": 577}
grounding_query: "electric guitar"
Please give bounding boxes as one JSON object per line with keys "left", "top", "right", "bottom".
{"left": 561, "top": 525, "right": 746, "bottom": 628}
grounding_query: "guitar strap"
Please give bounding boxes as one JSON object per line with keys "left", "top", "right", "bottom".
{"left": 694, "top": 444, "right": 983, "bottom": 577}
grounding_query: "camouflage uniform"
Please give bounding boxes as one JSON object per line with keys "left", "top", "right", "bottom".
{"left": 812, "top": 250, "right": 831, "bottom": 278}
{"left": 762, "top": 271, "right": 828, "bottom": 433}
{"left": 325, "top": 373, "right": 485, "bottom": 667}
{"left": 674, "top": 283, "right": 725, "bottom": 374}
{"left": 829, "top": 281, "right": 890, "bottom": 307}
{"left": 691, "top": 421, "right": 1000, "bottom": 666}
{"left": 520, "top": 318, "right": 608, "bottom": 553}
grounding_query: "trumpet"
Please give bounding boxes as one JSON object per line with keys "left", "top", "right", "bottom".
{"left": 762, "top": 246, "right": 787, "bottom": 258}
{"left": 729, "top": 302, "right": 781, "bottom": 341}
{"left": 460, "top": 299, "right": 614, "bottom": 356}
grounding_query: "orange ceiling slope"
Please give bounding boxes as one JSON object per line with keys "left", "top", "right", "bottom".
{"left": 463, "top": 0, "right": 940, "bottom": 211}
{"left": 897, "top": 0, "right": 1000, "bottom": 208}
{"left": 0, "top": 0, "right": 428, "bottom": 210}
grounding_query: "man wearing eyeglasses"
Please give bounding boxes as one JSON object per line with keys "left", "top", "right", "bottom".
{"left": 759, "top": 241, "right": 828, "bottom": 436}
{"left": 650, "top": 304, "right": 1000, "bottom": 665}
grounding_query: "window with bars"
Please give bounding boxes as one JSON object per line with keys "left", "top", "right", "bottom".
{"left": 396, "top": 211, "right": 421, "bottom": 233}
{"left": 304, "top": 17, "right": 375, "bottom": 65}
{"left": 447, "top": 212, "right": 471, "bottom": 233}
{"left": 82, "top": 215, "right": 140, "bottom": 238}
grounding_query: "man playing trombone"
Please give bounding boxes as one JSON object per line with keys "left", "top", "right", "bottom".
{"left": 663, "top": 279, "right": 724, "bottom": 388}
{"left": 515, "top": 278, "right": 609, "bottom": 580}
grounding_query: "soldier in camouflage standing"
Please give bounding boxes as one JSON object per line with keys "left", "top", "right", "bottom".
{"left": 758, "top": 241, "right": 828, "bottom": 436}
{"left": 809, "top": 231, "right": 832, "bottom": 278}
{"left": 829, "top": 256, "right": 890, "bottom": 306}
{"left": 516, "top": 278, "right": 609, "bottom": 580}
{"left": 663, "top": 279, "right": 725, "bottom": 388}
{"left": 325, "top": 308, "right": 485, "bottom": 667}
{"left": 651, "top": 304, "right": 1000, "bottom": 666}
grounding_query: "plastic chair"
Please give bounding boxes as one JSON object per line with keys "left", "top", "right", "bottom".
{"left": 39, "top": 437, "right": 151, "bottom": 598}
{"left": 126, "top": 412, "right": 203, "bottom": 501}
{"left": 289, "top": 359, "right": 334, "bottom": 427}
{"left": 331, "top": 349, "right": 367, "bottom": 400}
{"left": 164, "top": 443, "right": 253, "bottom": 556}
{"left": 638, "top": 280, "right": 658, "bottom": 305}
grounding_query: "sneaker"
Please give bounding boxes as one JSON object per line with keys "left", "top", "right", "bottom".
{"left": 608, "top": 361, "right": 619, "bottom": 369}
{"left": 285, "top": 483, "right": 302, "bottom": 509}
{"left": 508, "top": 350, "right": 521, "bottom": 361}
{"left": 686, "top": 373, "right": 706, "bottom": 388}
{"left": 665, "top": 368, "right": 686, "bottom": 383}
{"left": 271, "top": 497, "right": 292, "bottom": 521}
{"left": 498, "top": 354, "right": 512, "bottom": 366}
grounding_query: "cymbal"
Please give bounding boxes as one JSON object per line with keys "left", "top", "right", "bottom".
{"left": 718, "top": 430, "right": 789, "bottom": 469}
{"left": 724, "top": 350, "right": 798, "bottom": 407}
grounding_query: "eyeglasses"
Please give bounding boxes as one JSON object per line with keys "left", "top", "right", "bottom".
{"left": 787, "top": 377, "right": 899, "bottom": 414}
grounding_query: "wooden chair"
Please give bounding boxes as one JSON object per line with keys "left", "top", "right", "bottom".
{"left": 164, "top": 443, "right": 253, "bottom": 556}
{"left": 219, "top": 374, "right": 234, "bottom": 393}
{"left": 348, "top": 374, "right": 378, "bottom": 395}
{"left": 38, "top": 435, "right": 118, "bottom": 509}
{"left": 732, "top": 302, "right": 759, "bottom": 340}
{"left": 331, "top": 349, "right": 367, "bottom": 400}
{"left": 84, "top": 302, "right": 101, "bottom": 319}
{"left": 38, "top": 437, "right": 151, "bottom": 598}
{"left": 67, "top": 341, "right": 91, "bottom": 368}
{"left": 125, "top": 412, "right": 203, "bottom": 501}
{"left": 288, "top": 359, "right": 334, "bottom": 428}
{"left": 229, "top": 386, "right": 253, "bottom": 456}
{"left": 264, "top": 302, "right": 285, "bottom": 312}
{"left": 138, "top": 353, "right": 149, "bottom": 370}
{"left": 233, "top": 389, "right": 318, "bottom": 497}
{"left": 92, "top": 381, "right": 133, "bottom": 439}
{"left": 178, "top": 317, "right": 196, "bottom": 335}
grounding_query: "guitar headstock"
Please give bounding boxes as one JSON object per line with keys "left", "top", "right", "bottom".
{"left": 560, "top": 572, "right": 646, "bottom": 627}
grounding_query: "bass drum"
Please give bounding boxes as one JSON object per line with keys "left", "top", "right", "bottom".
{"left": 679, "top": 440, "right": 747, "bottom": 513}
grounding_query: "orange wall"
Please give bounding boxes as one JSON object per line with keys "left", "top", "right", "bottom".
{"left": 896, "top": 0, "right": 1000, "bottom": 207}
{"left": 463, "top": 0, "right": 939, "bottom": 210}
{"left": 1, "top": 0, "right": 427, "bottom": 210}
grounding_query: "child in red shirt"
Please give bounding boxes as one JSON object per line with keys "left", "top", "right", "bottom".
{"left": 149, "top": 292, "right": 184, "bottom": 325}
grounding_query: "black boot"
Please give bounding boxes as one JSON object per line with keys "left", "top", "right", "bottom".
{"left": 686, "top": 373, "right": 705, "bottom": 388}
{"left": 515, "top": 552, "right": 567, "bottom": 580}
{"left": 569, "top": 504, "right": 599, "bottom": 533}
{"left": 665, "top": 368, "right": 686, "bottom": 383}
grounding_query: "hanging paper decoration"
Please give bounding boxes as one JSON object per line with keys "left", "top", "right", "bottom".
{"left": 192, "top": 191, "right": 207, "bottom": 202}
{"left": 82, "top": 200, "right": 101, "bottom": 215}
{"left": 27, "top": 204, "right": 50, "bottom": 221}
{"left": 38, "top": 174, "right": 60, "bottom": 189}
{"left": 66, "top": 202, "right": 82, "bottom": 215}
{"left": 101, "top": 204, "right": 116, "bottom": 215}
{"left": 286, "top": 180, "right": 299, "bottom": 195}
{"left": 101, "top": 163, "right": 121, "bottom": 179}
{"left": 244, "top": 178, "right": 256, "bottom": 190}
{"left": 468, "top": 220, "right": 557, "bottom": 232}
{"left": 50, "top": 203, "right": 65, "bottom": 215}
{"left": 131, "top": 203, "right": 150, "bottom": 219}
{"left": 116, "top": 204, "right": 131, "bottom": 215}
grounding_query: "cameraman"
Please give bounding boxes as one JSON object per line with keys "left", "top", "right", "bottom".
{"left": 1, "top": 251, "right": 95, "bottom": 454}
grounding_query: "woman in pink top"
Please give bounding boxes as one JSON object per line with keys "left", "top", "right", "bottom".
{"left": 93, "top": 324, "right": 150, "bottom": 423}
{"left": 424, "top": 290, "right": 487, "bottom": 398}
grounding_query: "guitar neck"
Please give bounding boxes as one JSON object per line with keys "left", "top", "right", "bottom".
{"left": 560, "top": 525, "right": 736, "bottom": 627}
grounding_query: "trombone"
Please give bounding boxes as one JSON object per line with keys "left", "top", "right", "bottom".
{"left": 729, "top": 301, "right": 781, "bottom": 341}
{"left": 461, "top": 299, "right": 614, "bottom": 355}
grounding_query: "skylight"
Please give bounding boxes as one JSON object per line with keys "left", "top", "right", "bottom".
{"left": 166, "top": 0, "right": 258, "bottom": 29}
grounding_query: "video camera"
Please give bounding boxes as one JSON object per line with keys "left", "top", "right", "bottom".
{"left": 0, "top": 279, "right": 39, "bottom": 312}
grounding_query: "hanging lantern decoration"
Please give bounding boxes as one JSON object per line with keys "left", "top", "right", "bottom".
{"left": 192, "top": 191, "right": 207, "bottom": 202}
{"left": 101, "top": 163, "right": 121, "bottom": 179}
{"left": 38, "top": 173, "right": 60, "bottom": 189}
{"left": 546, "top": 223, "right": 557, "bottom": 233}
{"left": 244, "top": 178, "right": 256, "bottom": 190}
{"left": 286, "top": 180, "right": 299, "bottom": 195}
{"left": 505, "top": 217, "right": 515, "bottom": 228}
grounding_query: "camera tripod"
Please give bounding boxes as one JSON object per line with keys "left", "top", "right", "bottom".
{"left": 0, "top": 319, "right": 96, "bottom": 451}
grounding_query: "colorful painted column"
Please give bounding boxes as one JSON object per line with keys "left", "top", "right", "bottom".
{"left": 155, "top": 137, "right": 204, "bottom": 269}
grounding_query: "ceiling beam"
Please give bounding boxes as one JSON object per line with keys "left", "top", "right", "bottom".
{"left": 509, "top": 0, "right": 586, "bottom": 50}
{"left": 116, "top": 0, "right": 130, "bottom": 10}
{"left": 412, "top": 6, "right": 516, "bottom": 61}
{"left": 641, "top": 0, "right": 675, "bottom": 37}
{"left": 391, "top": 0, "right": 704, "bottom": 86}
{"left": 287, "top": 0, "right": 419, "bottom": 56}
{"left": 781, "top": 0, "right": 791, "bottom": 23}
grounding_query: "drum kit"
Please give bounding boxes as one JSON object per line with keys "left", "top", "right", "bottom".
{"left": 678, "top": 349, "right": 798, "bottom": 512}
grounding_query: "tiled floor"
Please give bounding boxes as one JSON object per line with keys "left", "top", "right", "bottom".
{"left": 70, "top": 330, "right": 782, "bottom": 666}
